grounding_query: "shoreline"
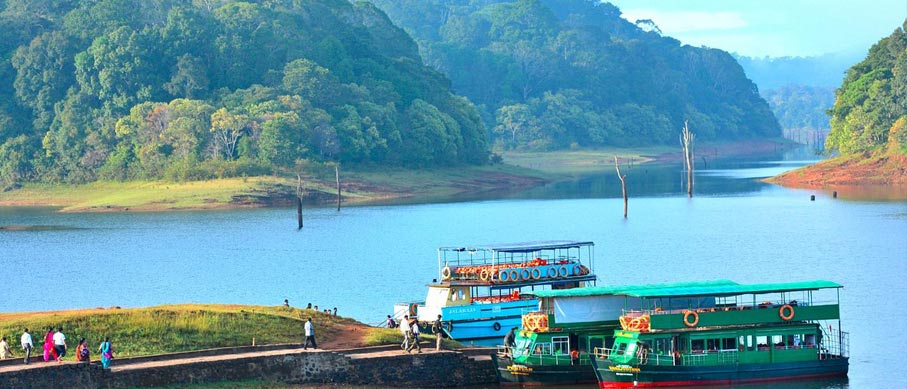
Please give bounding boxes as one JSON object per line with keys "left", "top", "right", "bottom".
{"left": 0, "top": 140, "right": 797, "bottom": 213}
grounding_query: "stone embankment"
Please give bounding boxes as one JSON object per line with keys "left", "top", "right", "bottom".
{"left": 0, "top": 343, "right": 497, "bottom": 388}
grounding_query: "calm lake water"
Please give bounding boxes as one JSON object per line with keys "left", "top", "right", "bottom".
{"left": 1, "top": 148, "right": 906, "bottom": 387}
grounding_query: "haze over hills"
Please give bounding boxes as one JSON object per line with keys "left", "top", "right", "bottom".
{"left": 369, "top": 0, "right": 780, "bottom": 150}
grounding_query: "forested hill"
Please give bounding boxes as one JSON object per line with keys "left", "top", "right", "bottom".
{"left": 825, "top": 20, "right": 907, "bottom": 156}
{"left": 0, "top": 0, "right": 488, "bottom": 186}
{"left": 369, "top": 0, "right": 780, "bottom": 150}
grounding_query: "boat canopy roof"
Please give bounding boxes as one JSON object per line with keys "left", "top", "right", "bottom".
{"left": 527, "top": 280, "right": 842, "bottom": 298}
{"left": 439, "top": 240, "right": 594, "bottom": 253}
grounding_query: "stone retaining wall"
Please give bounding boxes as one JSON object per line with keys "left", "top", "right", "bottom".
{"left": 0, "top": 348, "right": 498, "bottom": 388}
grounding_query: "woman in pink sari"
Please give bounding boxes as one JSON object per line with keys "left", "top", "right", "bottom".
{"left": 43, "top": 327, "right": 56, "bottom": 362}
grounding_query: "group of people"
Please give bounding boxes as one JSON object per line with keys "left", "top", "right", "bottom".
{"left": 394, "top": 314, "right": 445, "bottom": 354}
{"left": 285, "top": 300, "right": 338, "bottom": 316}
{"left": 0, "top": 327, "right": 114, "bottom": 368}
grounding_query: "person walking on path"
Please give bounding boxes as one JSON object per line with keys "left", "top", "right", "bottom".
{"left": 0, "top": 337, "right": 11, "bottom": 359}
{"left": 399, "top": 314, "right": 412, "bottom": 351}
{"left": 406, "top": 318, "right": 422, "bottom": 353}
{"left": 98, "top": 338, "right": 113, "bottom": 369}
{"left": 53, "top": 327, "right": 66, "bottom": 362}
{"left": 21, "top": 328, "right": 33, "bottom": 364}
{"left": 42, "top": 327, "right": 55, "bottom": 362}
{"left": 303, "top": 318, "right": 317, "bottom": 350}
{"left": 386, "top": 315, "right": 397, "bottom": 328}
{"left": 432, "top": 314, "right": 443, "bottom": 351}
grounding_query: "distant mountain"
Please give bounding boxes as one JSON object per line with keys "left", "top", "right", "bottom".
{"left": 369, "top": 0, "right": 780, "bottom": 150}
{"left": 0, "top": 0, "right": 489, "bottom": 186}
{"left": 734, "top": 52, "right": 863, "bottom": 90}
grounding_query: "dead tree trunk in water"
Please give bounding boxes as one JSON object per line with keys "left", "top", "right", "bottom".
{"left": 680, "top": 121, "right": 695, "bottom": 198}
{"left": 335, "top": 164, "right": 341, "bottom": 211}
{"left": 615, "top": 156, "right": 627, "bottom": 219}
{"left": 296, "top": 174, "right": 304, "bottom": 230}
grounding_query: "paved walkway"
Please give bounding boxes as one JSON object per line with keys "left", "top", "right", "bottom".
{"left": 0, "top": 344, "right": 462, "bottom": 374}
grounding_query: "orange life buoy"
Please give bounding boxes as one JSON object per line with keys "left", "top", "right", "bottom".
{"left": 508, "top": 269, "right": 519, "bottom": 282}
{"left": 498, "top": 269, "right": 509, "bottom": 281}
{"left": 479, "top": 268, "right": 491, "bottom": 281}
{"left": 779, "top": 304, "right": 795, "bottom": 321}
{"left": 409, "top": 303, "right": 419, "bottom": 317}
{"left": 531, "top": 268, "right": 542, "bottom": 280}
{"left": 572, "top": 264, "right": 582, "bottom": 276}
{"left": 441, "top": 266, "right": 451, "bottom": 280}
{"left": 546, "top": 267, "right": 557, "bottom": 278}
{"left": 683, "top": 310, "right": 699, "bottom": 327}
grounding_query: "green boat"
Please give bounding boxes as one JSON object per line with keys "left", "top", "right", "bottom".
{"left": 589, "top": 280, "right": 849, "bottom": 387}
{"left": 492, "top": 280, "right": 736, "bottom": 385}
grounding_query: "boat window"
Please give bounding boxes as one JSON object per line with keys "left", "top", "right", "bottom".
{"left": 449, "top": 288, "right": 466, "bottom": 302}
{"left": 804, "top": 334, "right": 816, "bottom": 348}
{"left": 614, "top": 342, "right": 628, "bottom": 355}
{"left": 654, "top": 338, "right": 668, "bottom": 354}
{"left": 746, "top": 335, "right": 754, "bottom": 351}
{"left": 756, "top": 336, "right": 769, "bottom": 351}
{"left": 552, "top": 336, "right": 569, "bottom": 354}
{"left": 690, "top": 339, "right": 705, "bottom": 353}
{"left": 772, "top": 335, "right": 784, "bottom": 348}
{"left": 533, "top": 343, "right": 552, "bottom": 355}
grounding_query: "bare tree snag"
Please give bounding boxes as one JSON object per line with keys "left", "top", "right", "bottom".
{"left": 296, "top": 174, "right": 304, "bottom": 230}
{"left": 680, "top": 121, "right": 695, "bottom": 198}
{"left": 335, "top": 164, "right": 341, "bottom": 212}
{"left": 615, "top": 156, "right": 627, "bottom": 219}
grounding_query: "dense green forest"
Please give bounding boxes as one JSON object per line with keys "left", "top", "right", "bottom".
{"left": 0, "top": 0, "right": 489, "bottom": 186}
{"left": 761, "top": 85, "right": 835, "bottom": 131}
{"left": 825, "top": 20, "right": 907, "bottom": 155}
{"left": 369, "top": 0, "right": 780, "bottom": 150}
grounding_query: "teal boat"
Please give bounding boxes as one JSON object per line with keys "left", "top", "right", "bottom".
{"left": 492, "top": 280, "right": 734, "bottom": 385}
{"left": 589, "top": 280, "right": 849, "bottom": 387}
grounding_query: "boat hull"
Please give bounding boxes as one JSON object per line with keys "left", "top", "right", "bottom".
{"left": 493, "top": 353, "right": 597, "bottom": 386}
{"left": 591, "top": 356, "right": 849, "bottom": 388}
{"left": 441, "top": 300, "right": 535, "bottom": 347}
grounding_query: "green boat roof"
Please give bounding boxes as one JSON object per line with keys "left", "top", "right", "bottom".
{"left": 527, "top": 280, "right": 842, "bottom": 298}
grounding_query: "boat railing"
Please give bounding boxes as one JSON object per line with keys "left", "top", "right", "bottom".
{"left": 821, "top": 328, "right": 849, "bottom": 358}
{"left": 627, "top": 300, "right": 817, "bottom": 317}
{"left": 681, "top": 350, "right": 739, "bottom": 366}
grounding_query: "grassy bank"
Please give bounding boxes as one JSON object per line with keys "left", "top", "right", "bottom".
{"left": 0, "top": 141, "right": 791, "bottom": 213}
{"left": 0, "top": 164, "right": 549, "bottom": 212}
{"left": 0, "top": 304, "right": 432, "bottom": 360}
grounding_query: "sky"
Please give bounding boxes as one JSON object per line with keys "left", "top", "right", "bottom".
{"left": 606, "top": 0, "right": 907, "bottom": 58}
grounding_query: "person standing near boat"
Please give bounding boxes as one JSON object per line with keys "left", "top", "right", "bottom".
{"left": 400, "top": 315, "right": 412, "bottom": 351}
{"left": 98, "top": 337, "right": 113, "bottom": 369}
{"left": 303, "top": 318, "right": 317, "bottom": 350}
{"left": 432, "top": 315, "right": 443, "bottom": 351}
{"left": 503, "top": 327, "right": 517, "bottom": 357}
{"left": 407, "top": 318, "right": 422, "bottom": 353}
{"left": 21, "top": 328, "right": 33, "bottom": 364}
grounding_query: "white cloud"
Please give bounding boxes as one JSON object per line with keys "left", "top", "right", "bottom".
{"left": 619, "top": 9, "right": 748, "bottom": 34}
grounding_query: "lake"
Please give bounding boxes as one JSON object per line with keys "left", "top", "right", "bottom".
{"left": 1, "top": 148, "right": 905, "bottom": 387}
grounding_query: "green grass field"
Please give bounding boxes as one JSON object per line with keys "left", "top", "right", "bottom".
{"left": 0, "top": 304, "right": 372, "bottom": 360}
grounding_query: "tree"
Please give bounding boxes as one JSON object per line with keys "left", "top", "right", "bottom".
{"left": 494, "top": 104, "right": 532, "bottom": 149}
{"left": 258, "top": 112, "right": 301, "bottom": 167}
{"left": 209, "top": 108, "right": 247, "bottom": 160}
